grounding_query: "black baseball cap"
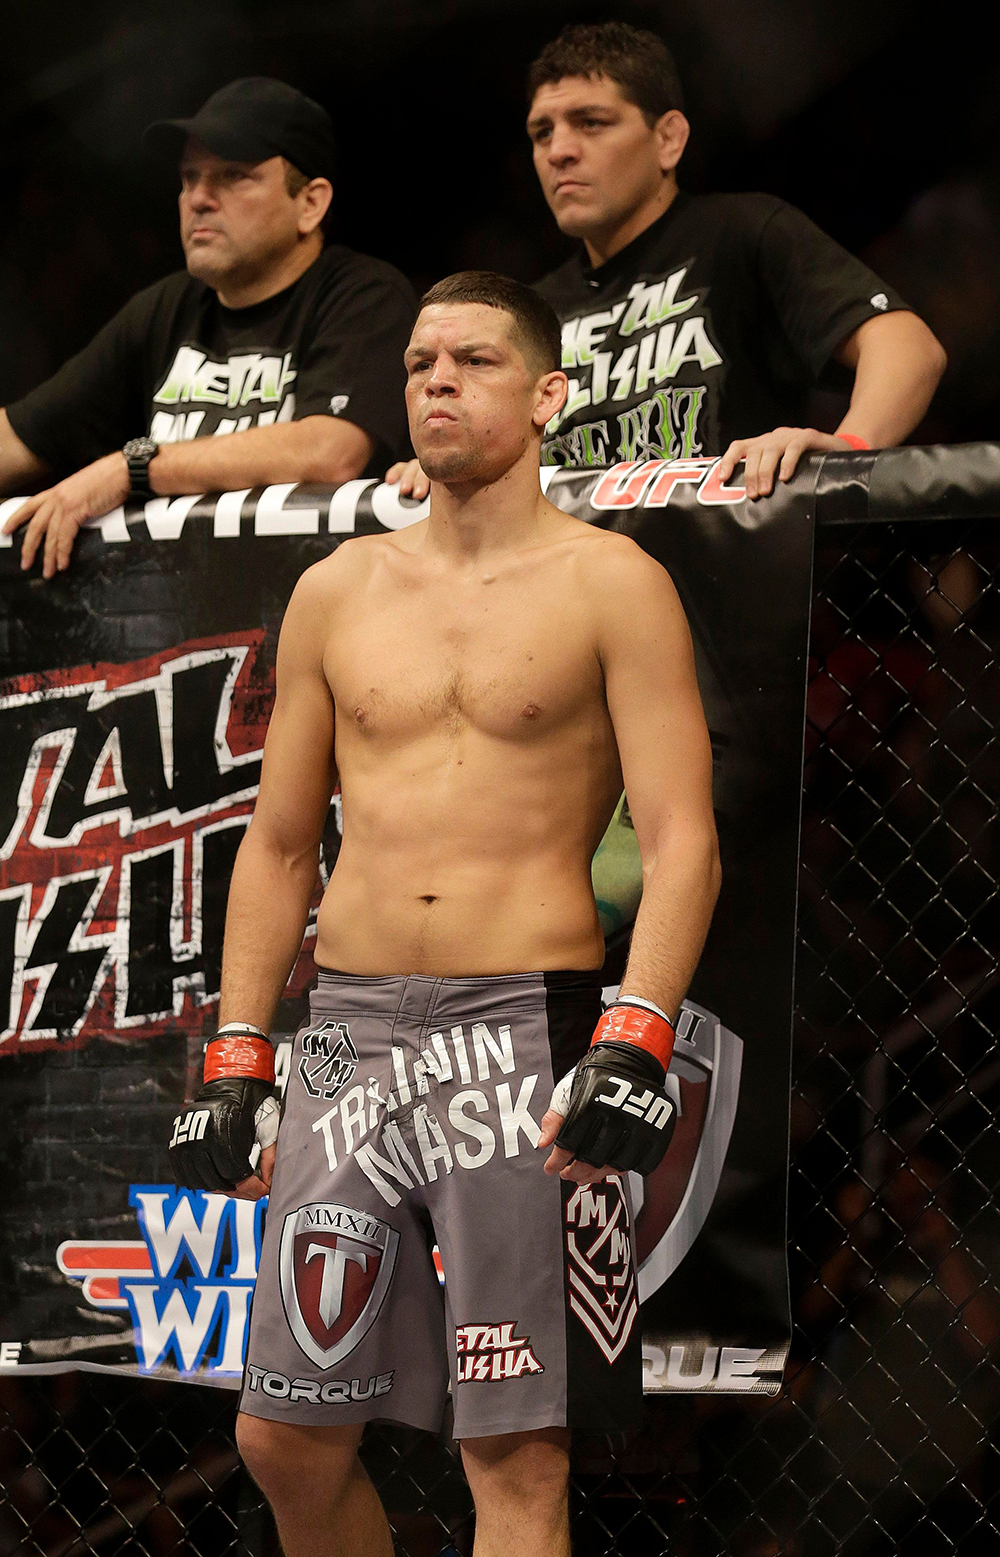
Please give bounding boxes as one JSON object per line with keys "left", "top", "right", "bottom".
{"left": 144, "top": 77, "right": 336, "bottom": 180}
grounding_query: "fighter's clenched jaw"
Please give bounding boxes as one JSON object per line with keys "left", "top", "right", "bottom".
{"left": 404, "top": 302, "right": 567, "bottom": 487}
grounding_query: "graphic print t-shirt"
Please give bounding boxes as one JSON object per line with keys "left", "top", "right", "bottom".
{"left": 7, "top": 245, "right": 417, "bottom": 478}
{"left": 533, "top": 191, "right": 909, "bottom": 467}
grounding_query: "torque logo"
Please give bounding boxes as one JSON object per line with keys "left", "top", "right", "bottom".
{"left": 279, "top": 1202, "right": 399, "bottom": 1370}
{"left": 455, "top": 1321, "right": 544, "bottom": 1383}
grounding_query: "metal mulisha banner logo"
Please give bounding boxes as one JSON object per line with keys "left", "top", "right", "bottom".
{"left": 0, "top": 631, "right": 318, "bottom": 1054}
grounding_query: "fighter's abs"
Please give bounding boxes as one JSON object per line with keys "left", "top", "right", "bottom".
{"left": 315, "top": 558, "right": 622, "bottom": 975}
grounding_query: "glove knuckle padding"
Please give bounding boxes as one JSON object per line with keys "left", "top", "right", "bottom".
{"left": 555, "top": 1039, "right": 676, "bottom": 1174}
{"left": 168, "top": 1077, "right": 276, "bottom": 1192}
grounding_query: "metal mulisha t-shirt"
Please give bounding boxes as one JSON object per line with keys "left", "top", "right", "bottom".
{"left": 533, "top": 191, "right": 909, "bottom": 468}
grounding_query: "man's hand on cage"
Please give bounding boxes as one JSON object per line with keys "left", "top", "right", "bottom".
{"left": 715, "top": 427, "right": 865, "bottom": 499}
{"left": 3, "top": 451, "right": 130, "bottom": 579}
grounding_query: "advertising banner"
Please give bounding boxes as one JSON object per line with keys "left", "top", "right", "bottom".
{"left": 0, "top": 460, "right": 812, "bottom": 1394}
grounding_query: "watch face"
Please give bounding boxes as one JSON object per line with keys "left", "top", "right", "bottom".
{"left": 124, "top": 438, "right": 158, "bottom": 460}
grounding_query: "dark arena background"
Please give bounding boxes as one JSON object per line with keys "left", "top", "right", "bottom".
{"left": 4, "top": 3, "right": 1000, "bottom": 1555}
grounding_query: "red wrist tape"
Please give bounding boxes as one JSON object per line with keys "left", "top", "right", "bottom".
{"left": 591, "top": 1004, "right": 675, "bottom": 1070}
{"left": 837, "top": 433, "right": 870, "bottom": 451}
{"left": 204, "top": 1034, "right": 275, "bottom": 1085}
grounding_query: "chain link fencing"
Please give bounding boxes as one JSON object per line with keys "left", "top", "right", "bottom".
{"left": 2, "top": 511, "right": 999, "bottom": 1555}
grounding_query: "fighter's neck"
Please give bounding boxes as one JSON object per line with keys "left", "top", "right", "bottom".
{"left": 424, "top": 466, "right": 554, "bottom": 562}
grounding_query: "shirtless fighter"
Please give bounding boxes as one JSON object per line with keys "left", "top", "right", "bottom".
{"left": 169, "top": 271, "right": 720, "bottom": 1556}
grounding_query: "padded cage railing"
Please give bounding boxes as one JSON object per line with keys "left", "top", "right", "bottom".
{"left": 4, "top": 446, "right": 1000, "bottom": 1556}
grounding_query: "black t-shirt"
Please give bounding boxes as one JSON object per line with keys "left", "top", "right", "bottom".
{"left": 533, "top": 191, "right": 910, "bottom": 467}
{"left": 7, "top": 244, "right": 417, "bottom": 478}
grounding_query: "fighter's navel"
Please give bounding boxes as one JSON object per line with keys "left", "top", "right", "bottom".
{"left": 521, "top": 702, "right": 541, "bottom": 720}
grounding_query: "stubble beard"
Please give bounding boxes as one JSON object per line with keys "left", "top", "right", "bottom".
{"left": 418, "top": 435, "right": 490, "bottom": 484}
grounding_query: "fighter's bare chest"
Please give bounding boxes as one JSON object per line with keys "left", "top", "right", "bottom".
{"left": 325, "top": 581, "right": 602, "bottom": 742}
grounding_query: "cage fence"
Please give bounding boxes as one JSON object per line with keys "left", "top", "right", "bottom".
{"left": 2, "top": 514, "right": 1000, "bottom": 1557}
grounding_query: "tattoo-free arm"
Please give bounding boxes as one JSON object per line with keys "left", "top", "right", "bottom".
{"left": 148, "top": 415, "right": 374, "bottom": 495}
{"left": 601, "top": 544, "right": 721, "bottom": 1016}
{"left": 3, "top": 415, "right": 374, "bottom": 579}
{"left": 832, "top": 309, "right": 947, "bottom": 447}
{"left": 716, "top": 308, "right": 947, "bottom": 499}
{"left": 537, "top": 540, "right": 720, "bottom": 1184}
{"left": 218, "top": 564, "right": 338, "bottom": 1034}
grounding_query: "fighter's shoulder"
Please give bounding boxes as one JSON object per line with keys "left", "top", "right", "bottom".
{"left": 276, "top": 538, "right": 387, "bottom": 659}
{"left": 570, "top": 527, "right": 682, "bottom": 629}
{"left": 291, "top": 533, "right": 391, "bottom": 602}
{"left": 572, "top": 523, "right": 672, "bottom": 587}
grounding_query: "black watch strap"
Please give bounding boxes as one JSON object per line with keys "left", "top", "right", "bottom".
{"left": 122, "top": 437, "right": 159, "bottom": 499}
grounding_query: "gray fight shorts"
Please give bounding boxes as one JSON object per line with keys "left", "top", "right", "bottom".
{"left": 239, "top": 969, "right": 643, "bottom": 1440}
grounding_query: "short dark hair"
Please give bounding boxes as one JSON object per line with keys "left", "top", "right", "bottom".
{"left": 527, "top": 21, "right": 684, "bottom": 123}
{"left": 419, "top": 271, "right": 562, "bottom": 376}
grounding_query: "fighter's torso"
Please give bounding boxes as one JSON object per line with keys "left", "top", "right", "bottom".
{"left": 314, "top": 518, "right": 624, "bottom": 976}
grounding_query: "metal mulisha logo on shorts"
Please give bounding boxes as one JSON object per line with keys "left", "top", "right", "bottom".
{"left": 279, "top": 1202, "right": 399, "bottom": 1370}
{"left": 299, "top": 1019, "right": 359, "bottom": 1101}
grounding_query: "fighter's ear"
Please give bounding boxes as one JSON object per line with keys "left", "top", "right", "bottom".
{"left": 532, "top": 370, "right": 568, "bottom": 430}
{"left": 655, "top": 110, "right": 689, "bottom": 174}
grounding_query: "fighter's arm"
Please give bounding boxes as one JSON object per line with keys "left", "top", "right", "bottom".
{"left": 168, "top": 563, "right": 339, "bottom": 1200}
{"left": 0, "top": 409, "right": 51, "bottom": 495}
{"left": 601, "top": 543, "right": 720, "bottom": 1012}
{"left": 219, "top": 563, "right": 339, "bottom": 1034}
{"left": 3, "top": 418, "right": 374, "bottom": 579}
{"left": 540, "top": 541, "right": 720, "bottom": 1183}
{"left": 716, "top": 310, "right": 946, "bottom": 499}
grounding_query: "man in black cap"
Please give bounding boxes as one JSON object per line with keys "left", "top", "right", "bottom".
{"left": 0, "top": 78, "right": 416, "bottom": 577}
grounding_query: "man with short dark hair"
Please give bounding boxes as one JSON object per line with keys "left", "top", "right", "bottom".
{"left": 527, "top": 21, "right": 945, "bottom": 489}
{"left": 388, "top": 21, "right": 946, "bottom": 502}
{"left": 1, "top": 78, "right": 415, "bottom": 577}
{"left": 169, "top": 270, "right": 720, "bottom": 1557}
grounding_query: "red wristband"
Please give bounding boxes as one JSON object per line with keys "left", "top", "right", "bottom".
{"left": 204, "top": 1033, "right": 275, "bottom": 1085}
{"left": 837, "top": 433, "right": 870, "bottom": 451}
{"left": 591, "top": 1004, "right": 675, "bottom": 1070}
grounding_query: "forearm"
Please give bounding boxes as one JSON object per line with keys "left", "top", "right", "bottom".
{"left": 149, "top": 417, "right": 374, "bottom": 495}
{"left": 837, "top": 313, "right": 946, "bottom": 447}
{"left": 218, "top": 823, "right": 321, "bottom": 1033}
{"left": 0, "top": 409, "right": 51, "bottom": 496}
{"left": 618, "top": 827, "right": 721, "bottom": 1020}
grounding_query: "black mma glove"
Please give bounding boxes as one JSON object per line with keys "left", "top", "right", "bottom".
{"left": 168, "top": 1026, "right": 280, "bottom": 1193}
{"left": 552, "top": 999, "right": 677, "bottom": 1175}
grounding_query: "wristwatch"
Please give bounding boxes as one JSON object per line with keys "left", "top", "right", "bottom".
{"left": 122, "top": 437, "right": 159, "bottom": 499}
